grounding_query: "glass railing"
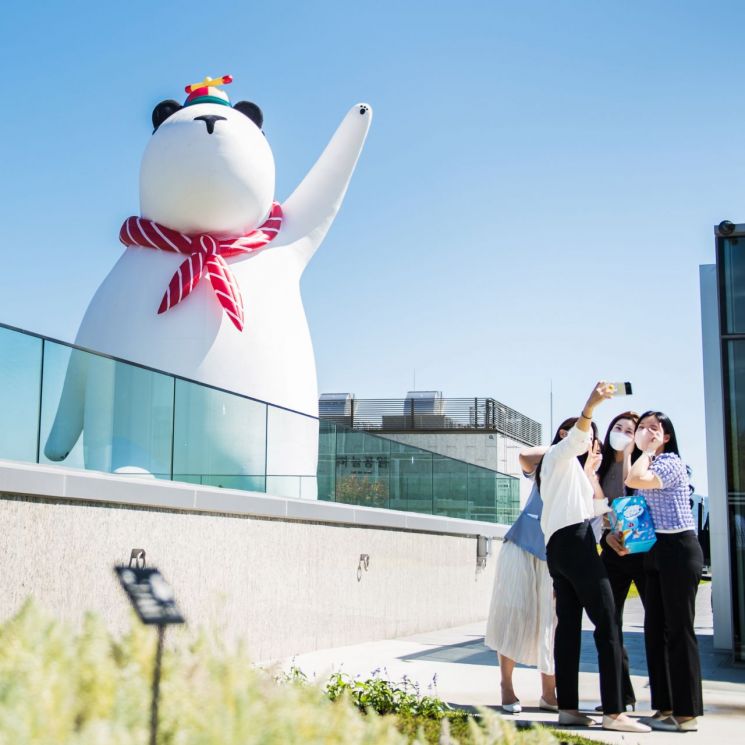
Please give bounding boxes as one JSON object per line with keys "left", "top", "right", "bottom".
{"left": 0, "top": 323, "right": 312, "bottom": 495}
{"left": 0, "top": 322, "right": 519, "bottom": 524}
{"left": 318, "top": 421, "right": 520, "bottom": 524}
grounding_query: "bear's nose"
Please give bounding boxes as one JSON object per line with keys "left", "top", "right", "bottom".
{"left": 193, "top": 115, "right": 227, "bottom": 134}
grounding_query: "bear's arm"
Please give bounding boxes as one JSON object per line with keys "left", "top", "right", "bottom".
{"left": 279, "top": 103, "right": 372, "bottom": 267}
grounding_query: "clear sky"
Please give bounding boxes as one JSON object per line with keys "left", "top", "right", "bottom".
{"left": 2, "top": 0, "right": 743, "bottom": 493}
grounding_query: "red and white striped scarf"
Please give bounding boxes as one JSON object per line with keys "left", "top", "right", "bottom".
{"left": 119, "top": 203, "right": 283, "bottom": 331}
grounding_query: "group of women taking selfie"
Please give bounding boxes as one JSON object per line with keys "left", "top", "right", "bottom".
{"left": 485, "top": 381, "right": 704, "bottom": 734}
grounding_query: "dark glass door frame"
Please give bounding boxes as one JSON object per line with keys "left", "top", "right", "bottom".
{"left": 716, "top": 228, "right": 745, "bottom": 662}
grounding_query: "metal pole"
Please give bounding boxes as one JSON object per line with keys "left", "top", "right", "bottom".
{"left": 150, "top": 624, "right": 165, "bottom": 745}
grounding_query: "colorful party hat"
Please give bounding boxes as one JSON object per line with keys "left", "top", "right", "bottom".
{"left": 184, "top": 75, "right": 233, "bottom": 107}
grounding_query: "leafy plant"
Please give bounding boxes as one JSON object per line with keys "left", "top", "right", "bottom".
{"left": 324, "top": 671, "right": 461, "bottom": 720}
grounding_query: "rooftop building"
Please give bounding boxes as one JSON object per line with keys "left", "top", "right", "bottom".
{"left": 320, "top": 392, "right": 542, "bottom": 509}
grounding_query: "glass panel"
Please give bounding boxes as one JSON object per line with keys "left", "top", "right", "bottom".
{"left": 390, "top": 448, "right": 432, "bottom": 514}
{"left": 173, "top": 379, "right": 266, "bottom": 492}
{"left": 334, "top": 429, "right": 390, "bottom": 508}
{"left": 467, "top": 464, "right": 496, "bottom": 522}
{"left": 40, "top": 342, "right": 86, "bottom": 469}
{"left": 721, "top": 237, "right": 745, "bottom": 334}
{"left": 336, "top": 427, "right": 390, "bottom": 456}
{"left": 265, "top": 475, "right": 303, "bottom": 499}
{"left": 433, "top": 454, "right": 468, "bottom": 519}
{"left": 298, "top": 475, "right": 318, "bottom": 500}
{"left": 317, "top": 420, "right": 337, "bottom": 501}
{"left": 724, "top": 341, "right": 745, "bottom": 492}
{"left": 266, "top": 407, "right": 319, "bottom": 498}
{"left": 0, "top": 327, "right": 42, "bottom": 462}
{"left": 40, "top": 342, "right": 174, "bottom": 478}
{"left": 723, "top": 338, "right": 745, "bottom": 661}
{"left": 496, "top": 474, "right": 520, "bottom": 525}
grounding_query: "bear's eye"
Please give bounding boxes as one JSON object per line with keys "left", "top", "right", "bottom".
{"left": 233, "top": 101, "right": 264, "bottom": 129}
{"left": 152, "top": 100, "right": 183, "bottom": 133}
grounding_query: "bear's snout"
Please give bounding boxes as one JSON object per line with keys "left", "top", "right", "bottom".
{"left": 194, "top": 114, "right": 227, "bottom": 134}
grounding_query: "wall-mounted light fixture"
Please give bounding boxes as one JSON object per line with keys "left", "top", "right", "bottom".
{"left": 357, "top": 553, "right": 370, "bottom": 582}
{"left": 476, "top": 536, "right": 492, "bottom": 568}
{"left": 130, "top": 548, "right": 146, "bottom": 568}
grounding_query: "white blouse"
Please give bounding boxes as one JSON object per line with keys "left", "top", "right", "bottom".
{"left": 539, "top": 425, "right": 594, "bottom": 544}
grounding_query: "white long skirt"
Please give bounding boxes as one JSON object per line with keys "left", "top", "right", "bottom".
{"left": 484, "top": 540, "right": 556, "bottom": 675}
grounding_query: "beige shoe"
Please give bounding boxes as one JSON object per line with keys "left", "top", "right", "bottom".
{"left": 677, "top": 717, "right": 699, "bottom": 732}
{"left": 558, "top": 710, "right": 595, "bottom": 726}
{"left": 539, "top": 696, "right": 558, "bottom": 712}
{"left": 603, "top": 715, "right": 652, "bottom": 733}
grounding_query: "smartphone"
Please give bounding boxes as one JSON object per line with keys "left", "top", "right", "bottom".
{"left": 609, "top": 381, "right": 633, "bottom": 397}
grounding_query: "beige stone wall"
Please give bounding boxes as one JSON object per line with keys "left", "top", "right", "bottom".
{"left": 0, "top": 493, "right": 499, "bottom": 662}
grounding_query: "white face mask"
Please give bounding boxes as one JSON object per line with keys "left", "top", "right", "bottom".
{"left": 609, "top": 431, "right": 633, "bottom": 452}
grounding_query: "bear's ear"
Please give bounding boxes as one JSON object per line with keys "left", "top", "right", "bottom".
{"left": 233, "top": 101, "right": 263, "bottom": 129}
{"left": 152, "top": 100, "right": 183, "bottom": 132}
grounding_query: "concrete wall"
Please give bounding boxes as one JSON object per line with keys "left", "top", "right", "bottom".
{"left": 0, "top": 461, "right": 503, "bottom": 662}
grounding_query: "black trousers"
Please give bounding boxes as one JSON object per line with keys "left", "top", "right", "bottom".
{"left": 644, "top": 531, "right": 704, "bottom": 717}
{"left": 600, "top": 530, "right": 647, "bottom": 706}
{"left": 546, "top": 521, "right": 624, "bottom": 714}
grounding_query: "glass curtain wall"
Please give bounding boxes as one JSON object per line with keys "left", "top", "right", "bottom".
{"left": 318, "top": 420, "right": 520, "bottom": 523}
{"left": 718, "top": 235, "right": 745, "bottom": 662}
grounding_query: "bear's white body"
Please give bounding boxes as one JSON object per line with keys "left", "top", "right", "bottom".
{"left": 45, "top": 100, "right": 372, "bottom": 497}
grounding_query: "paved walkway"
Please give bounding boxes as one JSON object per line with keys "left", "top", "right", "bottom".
{"left": 288, "top": 582, "right": 745, "bottom": 744}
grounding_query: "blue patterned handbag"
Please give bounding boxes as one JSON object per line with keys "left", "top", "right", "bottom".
{"left": 609, "top": 495, "right": 657, "bottom": 554}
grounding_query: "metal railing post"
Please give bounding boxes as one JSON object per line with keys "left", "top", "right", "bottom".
{"left": 35, "top": 338, "right": 45, "bottom": 464}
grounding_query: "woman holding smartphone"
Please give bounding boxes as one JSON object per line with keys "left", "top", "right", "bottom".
{"left": 624, "top": 411, "right": 703, "bottom": 732}
{"left": 538, "top": 382, "right": 649, "bottom": 733}
{"left": 596, "top": 412, "right": 644, "bottom": 711}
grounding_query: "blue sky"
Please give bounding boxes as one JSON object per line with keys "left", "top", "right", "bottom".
{"left": 2, "top": 0, "right": 744, "bottom": 492}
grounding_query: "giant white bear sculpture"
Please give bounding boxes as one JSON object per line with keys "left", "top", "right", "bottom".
{"left": 44, "top": 76, "right": 372, "bottom": 497}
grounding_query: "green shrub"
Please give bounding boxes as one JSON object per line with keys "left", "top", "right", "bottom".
{"left": 324, "top": 671, "right": 459, "bottom": 719}
{"left": 0, "top": 601, "right": 565, "bottom": 745}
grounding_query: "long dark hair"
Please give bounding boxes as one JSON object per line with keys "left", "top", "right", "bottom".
{"left": 536, "top": 416, "right": 598, "bottom": 490}
{"left": 597, "top": 411, "right": 641, "bottom": 485}
{"left": 635, "top": 410, "right": 681, "bottom": 456}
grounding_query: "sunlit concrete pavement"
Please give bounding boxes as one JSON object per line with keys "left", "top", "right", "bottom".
{"left": 288, "top": 582, "right": 745, "bottom": 744}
